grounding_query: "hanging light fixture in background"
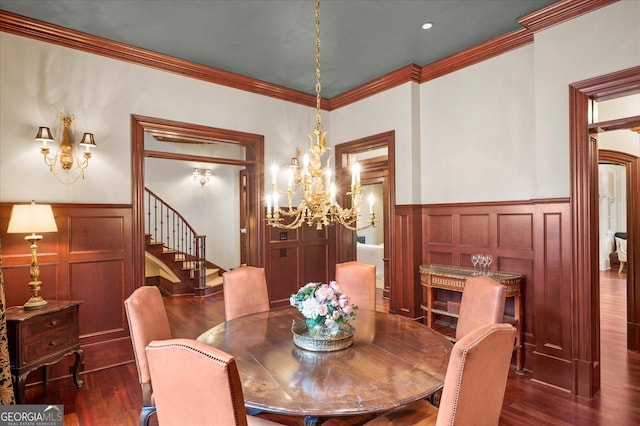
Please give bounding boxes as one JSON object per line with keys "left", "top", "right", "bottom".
{"left": 193, "top": 168, "right": 213, "bottom": 186}
{"left": 35, "top": 113, "right": 97, "bottom": 184}
{"left": 266, "top": 0, "right": 375, "bottom": 231}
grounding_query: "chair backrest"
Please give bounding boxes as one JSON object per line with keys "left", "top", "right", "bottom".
{"left": 436, "top": 323, "right": 516, "bottom": 426}
{"left": 124, "top": 286, "right": 172, "bottom": 405}
{"left": 223, "top": 266, "right": 270, "bottom": 321}
{"left": 455, "top": 275, "right": 506, "bottom": 340}
{"left": 146, "top": 338, "right": 249, "bottom": 426}
{"left": 335, "top": 261, "right": 376, "bottom": 311}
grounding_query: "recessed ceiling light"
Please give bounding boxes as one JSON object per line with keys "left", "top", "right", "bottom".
{"left": 422, "top": 22, "right": 433, "bottom": 30}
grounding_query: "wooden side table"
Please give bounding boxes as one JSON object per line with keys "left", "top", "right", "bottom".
{"left": 419, "top": 264, "right": 524, "bottom": 372}
{"left": 5, "top": 300, "right": 84, "bottom": 403}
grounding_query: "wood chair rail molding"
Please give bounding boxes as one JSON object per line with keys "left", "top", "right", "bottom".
{"left": 0, "top": 1, "right": 615, "bottom": 110}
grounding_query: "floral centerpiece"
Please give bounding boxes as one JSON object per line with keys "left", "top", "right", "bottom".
{"left": 290, "top": 281, "right": 357, "bottom": 341}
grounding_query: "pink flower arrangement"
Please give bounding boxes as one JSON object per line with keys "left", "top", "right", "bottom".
{"left": 290, "top": 281, "right": 357, "bottom": 329}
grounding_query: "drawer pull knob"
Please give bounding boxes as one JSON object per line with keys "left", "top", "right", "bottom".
{"left": 48, "top": 341, "right": 59, "bottom": 347}
{"left": 48, "top": 320, "right": 58, "bottom": 328}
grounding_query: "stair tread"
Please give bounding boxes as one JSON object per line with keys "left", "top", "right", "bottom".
{"left": 207, "top": 276, "right": 223, "bottom": 287}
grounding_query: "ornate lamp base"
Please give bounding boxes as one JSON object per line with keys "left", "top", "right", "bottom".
{"left": 24, "top": 280, "right": 47, "bottom": 310}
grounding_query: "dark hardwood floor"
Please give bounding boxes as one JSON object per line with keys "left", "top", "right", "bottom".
{"left": 23, "top": 272, "right": 640, "bottom": 425}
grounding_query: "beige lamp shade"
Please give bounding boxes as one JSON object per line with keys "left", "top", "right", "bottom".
{"left": 7, "top": 202, "right": 58, "bottom": 235}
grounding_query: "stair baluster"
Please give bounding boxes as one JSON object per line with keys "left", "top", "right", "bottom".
{"left": 144, "top": 187, "right": 206, "bottom": 293}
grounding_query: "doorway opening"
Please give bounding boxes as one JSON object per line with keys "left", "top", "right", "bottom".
{"left": 569, "top": 65, "right": 640, "bottom": 397}
{"left": 131, "top": 115, "right": 265, "bottom": 295}
{"left": 335, "top": 131, "right": 395, "bottom": 308}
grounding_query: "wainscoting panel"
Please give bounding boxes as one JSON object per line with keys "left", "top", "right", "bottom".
{"left": 392, "top": 205, "right": 422, "bottom": 317}
{"left": 265, "top": 223, "right": 336, "bottom": 308}
{"left": 302, "top": 244, "right": 330, "bottom": 285}
{"left": 70, "top": 259, "right": 125, "bottom": 336}
{"left": 0, "top": 203, "right": 134, "bottom": 383}
{"left": 497, "top": 213, "right": 534, "bottom": 250}
{"left": 531, "top": 205, "right": 573, "bottom": 390}
{"left": 266, "top": 246, "right": 299, "bottom": 307}
{"left": 459, "top": 214, "right": 490, "bottom": 248}
{"left": 410, "top": 199, "right": 571, "bottom": 381}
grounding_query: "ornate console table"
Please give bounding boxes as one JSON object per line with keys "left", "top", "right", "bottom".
{"left": 419, "top": 264, "right": 523, "bottom": 372}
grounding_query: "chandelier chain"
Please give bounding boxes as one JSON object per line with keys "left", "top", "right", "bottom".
{"left": 265, "top": 0, "right": 375, "bottom": 231}
{"left": 315, "top": 0, "right": 322, "bottom": 132}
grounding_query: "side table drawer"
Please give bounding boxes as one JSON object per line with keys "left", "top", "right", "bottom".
{"left": 23, "top": 309, "right": 76, "bottom": 340}
{"left": 22, "top": 325, "right": 79, "bottom": 366}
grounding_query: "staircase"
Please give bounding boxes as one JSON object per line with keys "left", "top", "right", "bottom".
{"left": 144, "top": 187, "right": 224, "bottom": 296}
{"left": 144, "top": 234, "right": 223, "bottom": 296}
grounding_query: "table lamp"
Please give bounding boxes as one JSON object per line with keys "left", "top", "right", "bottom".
{"left": 7, "top": 201, "right": 58, "bottom": 310}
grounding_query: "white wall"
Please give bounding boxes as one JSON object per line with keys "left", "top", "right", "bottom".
{"left": 330, "top": 82, "right": 420, "bottom": 204}
{"left": 145, "top": 157, "right": 242, "bottom": 270}
{"left": 0, "top": 33, "right": 318, "bottom": 206}
{"left": 327, "top": 1, "right": 639, "bottom": 205}
{"left": 420, "top": 46, "right": 536, "bottom": 203}
{"left": 1, "top": 1, "right": 639, "bottom": 215}
{"left": 598, "top": 164, "right": 626, "bottom": 270}
{"left": 533, "top": 0, "right": 640, "bottom": 198}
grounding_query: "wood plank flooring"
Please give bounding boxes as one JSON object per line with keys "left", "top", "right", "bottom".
{"left": 23, "top": 272, "right": 640, "bottom": 425}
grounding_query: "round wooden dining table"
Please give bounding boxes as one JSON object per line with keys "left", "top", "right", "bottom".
{"left": 197, "top": 307, "right": 452, "bottom": 423}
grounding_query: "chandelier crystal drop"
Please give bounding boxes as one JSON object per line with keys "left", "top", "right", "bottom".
{"left": 266, "top": 0, "right": 375, "bottom": 231}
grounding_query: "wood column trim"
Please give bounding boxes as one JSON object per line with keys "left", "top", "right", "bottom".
{"left": 569, "top": 65, "right": 640, "bottom": 397}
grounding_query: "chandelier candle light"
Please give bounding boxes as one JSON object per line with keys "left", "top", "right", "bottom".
{"left": 266, "top": 0, "right": 375, "bottom": 231}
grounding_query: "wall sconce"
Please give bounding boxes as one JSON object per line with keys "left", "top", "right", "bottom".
{"left": 6, "top": 201, "right": 58, "bottom": 310}
{"left": 193, "top": 168, "right": 213, "bottom": 186}
{"left": 36, "top": 113, "right": 97, "bottom": 184}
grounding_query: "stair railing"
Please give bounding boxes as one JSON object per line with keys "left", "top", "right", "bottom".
{"left": 144, "top": 187, "right": 206, "bottom": 290}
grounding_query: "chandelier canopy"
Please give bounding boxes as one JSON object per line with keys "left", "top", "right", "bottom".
{"left": 266, "top": 0, "right": 375, "bottom": 231}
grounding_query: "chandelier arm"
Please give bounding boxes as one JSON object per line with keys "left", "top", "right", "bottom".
{"left": 42, "top": 149, "right": 59, "bottom": 168}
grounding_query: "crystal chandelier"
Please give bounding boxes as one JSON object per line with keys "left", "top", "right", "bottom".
{"left": 266, "top": 0, "right": 375, "bottom": 231}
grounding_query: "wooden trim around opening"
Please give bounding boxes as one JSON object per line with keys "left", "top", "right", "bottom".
{"left": 131, "top": 115, "right": 265, "bottom": 294}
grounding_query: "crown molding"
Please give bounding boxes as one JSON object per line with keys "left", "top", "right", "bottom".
{"left": 518, "top": 0, "right": 617, "bottom": 33}
{"left": 1, "top": 1, "right": 619, "bottom": 111}
{"left": 420, "top": 28, "right": 533, "bottom": 83}
{"left": 0, "top": 10, "right": 326, "bottom": 110}
{"left": 329, "top": 64, "right": 421, "bottom": 110}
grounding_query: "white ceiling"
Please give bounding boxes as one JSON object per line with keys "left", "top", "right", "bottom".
{"left": 0, "top": 0, "right": 558, "bottom": 98}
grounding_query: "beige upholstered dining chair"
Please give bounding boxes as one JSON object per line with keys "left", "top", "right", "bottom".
{"left": 146, "top": 338, "right": 283, "bottom": 426}
{"left": 364, "top": 323, "right": 516, "bottom": 426}
{"left": 455, "top": 275, "right": 506, "bottom": 340}
{"left": 335, "top": 261, "right": 376, "bottom": 311}
{"left": 223, "top": 266, "right": 270, "bottom": 321}
{"left": 124, "top": 286, "right": 172, "bottom": 426}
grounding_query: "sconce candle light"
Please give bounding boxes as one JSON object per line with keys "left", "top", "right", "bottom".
{"left": 6, "top": 201, "right": 58, "bottom": 310}
{"left": 36, "top": 113, "right": 97, "bottom": 184}
{"left": 193, "top": 168, "right": 213, "bottom": 186}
